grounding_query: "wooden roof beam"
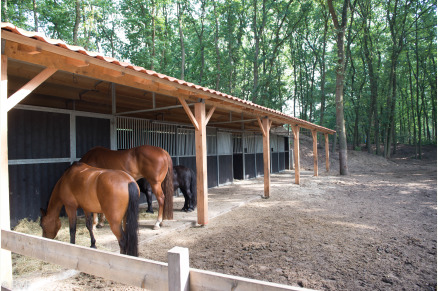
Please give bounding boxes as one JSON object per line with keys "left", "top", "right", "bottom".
{"left": 7, "top": 67, "right": 57, "bottom": 111}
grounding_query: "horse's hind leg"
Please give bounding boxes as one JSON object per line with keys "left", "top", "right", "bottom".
{"left": 109, "top": 222, "right": 125, "bottom": 254}
{"left": 150, "top": 183, "right": 164, "bottom": 230}
{"left": 85, "top": 212, "right": 97, "bottom": 248}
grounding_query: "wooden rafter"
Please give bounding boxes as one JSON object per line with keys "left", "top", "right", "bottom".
{"left": 177, "top": 97, "right": 199, "bottom": 131}
{"left": 7, "top": 67, "right": 57, "bottom": 111}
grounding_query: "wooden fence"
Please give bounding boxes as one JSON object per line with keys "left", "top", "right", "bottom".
{"left": 2, "top": 230, "right": 313, "bottom": 291}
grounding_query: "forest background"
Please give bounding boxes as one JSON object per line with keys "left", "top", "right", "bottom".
{"left": 1, "top": 0, "right": 437, "bottom": 165}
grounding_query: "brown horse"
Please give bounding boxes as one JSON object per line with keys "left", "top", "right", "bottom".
{"left": 80, "top": 145, "right": 174, "bottom": 230}
{"left": 40, "top": 162, "right": 140, "bottom": 256}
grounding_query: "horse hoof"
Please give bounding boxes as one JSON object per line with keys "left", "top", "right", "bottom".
{"left": 153, "top": 225, "right": 160, "bottom": 230}
{"left": 187, "top": 209, "right": 194, "bottom": 213}
{"left": 181, "top": 208, "right": 187, "bottom": 212}
{"left": 90, "top": 245, "right": 97, "bottom": 249}
{"left": 96, "top": 224, "right": 104, "bottom": 229}
{"left": 146, "top": 210, "right": 154, "bottom": 214}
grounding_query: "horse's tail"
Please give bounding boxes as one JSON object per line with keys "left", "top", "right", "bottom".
{"left": 162, "top": 152, "right": 174, "bottom": 220}
{"left": 190, "top": 168, "right": 197, "bottom": 207}
{"left": 124, "top": 181, "right": 139, "bottom": 257}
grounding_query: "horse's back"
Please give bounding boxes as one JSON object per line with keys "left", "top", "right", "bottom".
{"left": 80, "top": 147, "right": 133, "bottom": 169}
{"left": 60, "top": 163, "right": 135, "bottom": 213}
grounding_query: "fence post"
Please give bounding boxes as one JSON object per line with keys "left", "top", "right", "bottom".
{"left": 168, "top": 246, "right": 190, "bottom": 291}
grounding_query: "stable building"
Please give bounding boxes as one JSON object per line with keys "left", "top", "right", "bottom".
{"left": 1, "top": 23, "right": 335, "bottom": 286}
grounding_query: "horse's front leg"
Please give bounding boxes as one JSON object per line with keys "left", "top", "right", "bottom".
{"left": 66, "top": 208, "right": 77, "bottom": 244}
{"left": 186, "top": 188, "right": 195, "bottom": 212}
{"left": 151, "top": 183, "right": 164, "bottom": 230}
{"left": 181, "top": 188, "right": 190, "bottom": 212}
{"left": 85, "top": 212, "right": 97, "bottom": 248}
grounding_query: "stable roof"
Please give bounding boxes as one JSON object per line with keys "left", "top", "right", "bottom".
{"left": 1, "top": 22, "right": 335, "bottom": 134}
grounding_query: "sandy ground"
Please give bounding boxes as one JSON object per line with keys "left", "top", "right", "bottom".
{"left": 10, "top": 140, "right": 437, "bottom": 291}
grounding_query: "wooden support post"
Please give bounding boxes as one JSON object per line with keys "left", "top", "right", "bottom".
{"left": 1, "top": 55, "right": 12, "bottom": 289}
{"left": 312, "top": 130, "right": 318, "bottom": 176}
{"left": 257, "top": 117, "right": 271, "bottom": 198}
{"left": 177, "top": 98, "right": 215, "bottom": 226}
{"left": 194, "top": 103, "right": 208, "bottom": 225}
{"left": 325, "top": 133, "right": 330, "bottom": 172}
{"left": 291, "top": 125, "right": 300, "bottom": 185}
{"left": 168, "top": 247, "right": 190, "bottom": 291}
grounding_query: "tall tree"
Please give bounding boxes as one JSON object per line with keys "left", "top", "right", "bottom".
{"left": 327, "top": 0, "right": 349, "bottom": 175}
{"left": 177, "top": 1, "right": 185, "bottom": 80}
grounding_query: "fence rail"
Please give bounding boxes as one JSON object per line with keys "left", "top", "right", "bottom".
{"left": 2, "top": 230, "right": 313, "bottom": 291}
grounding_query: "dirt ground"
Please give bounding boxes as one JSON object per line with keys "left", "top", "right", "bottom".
{"left": 10, "top": 138, "right": 437, "bottom": 291}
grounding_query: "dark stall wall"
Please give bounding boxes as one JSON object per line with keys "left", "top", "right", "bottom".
{"left": 9, "top": 162, "right": 70, "bottom": 226}
{"left": 8, "top": 108, "right": 72, "bottom": 227}
{"left": 244, "top": 154, "right": 256, "bottom": 179}
{"left": 218, "top": 155, "right": 233, "bottom": 185}
{"left": 8, "top": 108, "right": 112, "bottom": 228}
{"left": 271, "top": 152, "right": 279, "bottom": 173}
{"left": 279, "top": 152, "right": 285, "bottom": 171}
{"left": 233, "top": 154, "right": 243, "bottom": 180}
{"left": 8, "top": 109, "right": 70, "bottom": 159}
{"left": 207, "top": 155, "right": 218, "bottom": 188}
{"left": 256, "top": 153, "right": 264, "bottom": 176}
{"left": 76, "top": 116, "right": 111, "bottom": 157}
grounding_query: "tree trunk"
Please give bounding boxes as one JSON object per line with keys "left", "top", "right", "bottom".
{"left": 177, "top": 3, "right": 185, "bottom": 80}
{"left": 407, "top": 51, "right": 418, "bottom": 157}
{"left": 73, "top": 0, "right": 81, "bottom": 45}
{"left": 319, "top": 14, "right": 329, "bottom": 128}
{"left": 151, "top": 0, "right": 156, "bottom": 70}
{"left": 252, "top": 0, "right": 260, "bottom": 102}
{"left": 328, "top": 0, "right": 349, "bottom": 175}
{"left": 33, "top": 0, "right": 38, "bottom": 32}
{"left": 2, "top": 0, "right": 8, "bottom": 22}
{"left": 415, "top": 10, "right": 421, "bottom": 159}
{"left": 213, "top": 2, "right": 221, "bottom": 91}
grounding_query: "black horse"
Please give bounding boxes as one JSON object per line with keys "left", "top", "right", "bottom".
{"left": 139, "top": 165, "right": 197, "bottom": 213}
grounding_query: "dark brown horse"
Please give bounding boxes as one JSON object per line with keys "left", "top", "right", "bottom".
{"left": 40, "top": 162, "right": 140, "bottom": 256}
{"left": 138, "top": 165, "right": 197, "bottom": 213}
{"left": 80, "top": 145, "right": 173, "bottom": 230}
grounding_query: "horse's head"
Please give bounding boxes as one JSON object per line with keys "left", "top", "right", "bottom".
{"left": 40, "top": 208, "right": 61, "bottom": 239}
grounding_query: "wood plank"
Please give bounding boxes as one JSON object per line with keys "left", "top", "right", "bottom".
{"left": 2, "top": 230, "right": 315, "bottom": 291}
{"left": 325, "top": 133, "right": 330, "bottom": 172}
{"left": 0, "top": 55, "right": 13, "bottom": 289}
{"left": 178, "top": 97, "right": 199, "bottom": 131}
{"left": 7, "top": 67, "right": 57, "bottom": 111}
{"left": 292, "top": 125, "right": 300, "bottom": 185}
{"left": 194, "top": 103, "right": 208, "bottom": 225}
{"left": 205, "top": 106, "right": 216, "bottom": 125}
{"left": 1, "top": 230, "right": 168, "bottom": 290}
{"left": 257, "top": 117, "right": 266, "bottom": 137}
{"left": 168, "top": 247, "right": 189, "bottom": 291}
{"left": 312, "top": 131, "right": 318, "bottom": 177}
{"left": 190, "top": 268, "right": 312, "bottom": 291}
